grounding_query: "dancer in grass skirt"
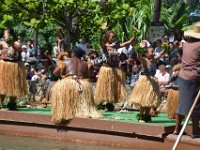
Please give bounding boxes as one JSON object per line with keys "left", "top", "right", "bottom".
{"left": 0, "top": 28, "right": 28, "bottom": 110}
{"left": 42, "top": 51, "right": 70, "bottom": 106}
{"left": 129, "top": 40, "right": 165, "bottom": 122}
{"left": 166, "top": 64, "right": 181, "bottom": 119}
{"left": 51, "top": 47, "right": 101, "bottom": 124}
{"left": 95, "top": 24, "right": 136, "bottom": 109}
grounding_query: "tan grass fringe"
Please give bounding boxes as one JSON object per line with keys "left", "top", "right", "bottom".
{"left": 51, "top": 77, "right": 102, "bottom": 124}
{"left": 166, "top": 89, "right": 179, "bottom": 119}
{"left": 129, "top": 75, "right": 160, "bottom": 108}
{"left": 0, "top": 60, "right": 28, "bottom": 97}
{"left": 95, "top": 66, "right": 127, "bottom": 104}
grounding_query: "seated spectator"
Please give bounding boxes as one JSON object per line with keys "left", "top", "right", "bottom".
{"left": 170, "top": 57, "right": 179, "bottom": 67}
{"left": 155, "top": 64, "right": 170, "bottom": 86}
{"left": 130, "top": 65, "right": 141, "bottom": 86}
{"left": 166, "top": 64, "right": 173, "bottom": 78}
{"left": 155, "top": 64, "right": 171, "bottom": 96}
{"left": 53, "top": 42, "right": 60, "bottom": 58}
{"left": 167, "top": 64, "right": 181, "bottom": 86}
{"left": 169, "top": 41, "right": 181, "bottom": 59}
{"left": 21, "top": 45, "right": 30, "bottom": 62}
{"left": 119, "top": 52, "right": 128, "bottom": 73}
{"left": 168, "top": 29, "right": 175, "bottom": 43}
{"left": 154, "top": 39, "right": 162, "bottom": 56}
{"left": 163, "top": 35, "right": 169, "bottom": 43}
{"left": 87, "top": 51, "right": 102, "bottom": 82}
{"left": 27, "top": 39, "right": 36, "bottom": 57}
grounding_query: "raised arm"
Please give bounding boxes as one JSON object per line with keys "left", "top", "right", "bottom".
{"left": 12, "top": 41, "right": 23, "bottom": 52}
{"left": 137, "top": 52, "right": 147, "bottom": 67}
{"left": 53, "top": 66, "right": 61, "bottom": 77}
{"left": 120, "top": 36, "right": 136, "bottom": 48}
{"left": 154, "top": 49, "right": 165, "bottom": 61}
{"left": 53, "top": 63, "right": 66, "bottom": 78}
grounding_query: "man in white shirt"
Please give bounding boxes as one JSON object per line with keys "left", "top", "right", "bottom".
{"left": 155, "top": 64, "right": 170, "bottom": 86}
{"left": 21, "top": 45, "right": 30, "bottom": 62}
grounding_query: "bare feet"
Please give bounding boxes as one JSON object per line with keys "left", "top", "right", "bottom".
{"left": 139, "top": 120, "right": 145, "bottom": 123}
{"left": 172, "top": 131, "right": 186, "bottom": 135}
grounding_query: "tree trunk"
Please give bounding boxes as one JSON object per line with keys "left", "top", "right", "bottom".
{"left": 62, "top": 17, "right": 77, "bottom": 51}
{"left": 152, "top": 0, "right": 161, "bottom": 23}
{"left": 33, "top": 29, "right": 38, "bottom": 55}
{"left": 64, "top": 29, "right": 71, "bottom": 51}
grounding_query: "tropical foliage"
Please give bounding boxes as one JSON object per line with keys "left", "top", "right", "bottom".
{"left": 161, "top": 0, "right": 189, "bottom": 30}
{"left": 0, "top": 0, "right": 197, "bottom": 52}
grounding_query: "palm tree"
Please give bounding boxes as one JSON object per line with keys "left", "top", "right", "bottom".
{"left": 152, "top": 0, "right": 161, "bottom": 23}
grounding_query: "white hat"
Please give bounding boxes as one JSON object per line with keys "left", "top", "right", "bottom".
{"left": 166, "top": 65, "right": 172, "bottom": 69}
{"left": 184, "top": 22, "right": 200, "bottom": 39}
{"left": 22, "top": 45, "right": 27, "bottom": 49}
{"left": 25, "top": 63, "right": 30, "bottom": 66}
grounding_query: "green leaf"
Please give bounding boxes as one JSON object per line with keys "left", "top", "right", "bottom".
{"left": 174, "top": 14, "right": 188, "bottom": 29}
{"left": 122, "top": 4, "right": 129, "bottom": 10}
{"left": 3, "top": 14, "right": 13, "bottom": 21}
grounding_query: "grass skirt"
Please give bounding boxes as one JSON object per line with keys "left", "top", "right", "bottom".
{"left": 166, "top": 89, "right": 179, "bottom": 119}
{"left": 95, "top": 66, "right": 127, "bottom": 104}
{"left": 129, "top": 75, "right": 160, "bottom": 108}
{"left": 51, "top": 77, "right": 101, "bottom": 124}
{"left": 0, "top": 60, "right": 28, "bottom": 97}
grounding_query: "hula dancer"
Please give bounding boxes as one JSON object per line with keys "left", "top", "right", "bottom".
{"left": 166, "top": 64, "right": 181, "bottom": 119}
{"left": 166, "top": 89, "right": 179, "bottom": 119}
{"left": 51, "top": 47, "right": 101, "bottom": 124}
{"left": 95, "top": 24, "right": 136, "bottom": 108}
{"left": 42, "top": 51, "right": 69, "bottom": 106}
{"left": 0, "top": 28, "right": 28, "bottom": 110}
{"left": 129, "top": 40, "right": 165, "bottom": 122}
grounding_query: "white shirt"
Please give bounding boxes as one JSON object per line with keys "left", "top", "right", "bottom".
{"left": 155, "top": 72, "right": 170, "bottom": 84}
{"left": 118, "top": 47, "right": 127, "bottom": 54}
{"left": 53, "top": 46, "right": 59, "bottom": 57}
{"left": 21, "top": 51, "right": 30, "bottom": 62}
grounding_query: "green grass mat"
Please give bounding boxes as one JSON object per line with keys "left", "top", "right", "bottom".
{"left": 15, "top": 107, "right": 178, "bottom": 127}
{"left": 101, "top": 111, "right": 177, "bottom": 126}
{"left": 17, "top": 107, "right": 51, "bottom": 115}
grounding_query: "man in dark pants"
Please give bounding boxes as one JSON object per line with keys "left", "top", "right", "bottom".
{"left": 174, "top": 22, "right": 200, "bottom": 138}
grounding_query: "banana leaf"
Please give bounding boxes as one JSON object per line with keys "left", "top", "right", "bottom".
{"left": 181, "top": 23, "right": 195, "bottom": 31}
{"left": 174, "top": 14, "right": 188, "bottom": 29}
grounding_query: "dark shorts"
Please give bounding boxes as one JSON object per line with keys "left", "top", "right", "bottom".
{"left": 176, "top": 77, "right": 200, "bottom": 116}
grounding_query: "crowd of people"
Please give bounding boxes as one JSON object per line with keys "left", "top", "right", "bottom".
{"left": 0, "top": 21, "right": 199, "bottom": 137}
